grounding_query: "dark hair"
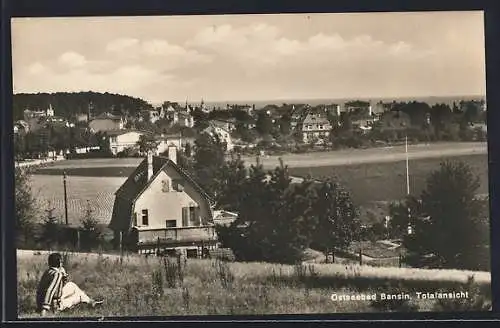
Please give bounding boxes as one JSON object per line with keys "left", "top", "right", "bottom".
{"left": 48, "top": 253, "right": 62, "bottom": 267}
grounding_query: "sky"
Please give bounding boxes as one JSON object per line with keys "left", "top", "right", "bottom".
{"left": 11, "top": 11, "right": 486, "bottom": 104}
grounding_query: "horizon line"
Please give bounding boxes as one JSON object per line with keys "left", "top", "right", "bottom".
{"left": 13, "top": 91, "right": 486, "bottom": 106}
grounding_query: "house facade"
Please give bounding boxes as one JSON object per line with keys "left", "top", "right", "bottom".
{"left": 156, "top": 134, "right": 183, "bottom": 154}
{"left": 108, "top": 130, "right": 145, "bottom": 155}
{"left": 173, "top": 111, "right": 195, "bottom": 128}
{"left": 299, "top": 111, "right": 332, "bottom": 143}
{"left": 109, "top": 147, "right": 218, "bottom": 256}
{"left": 203, "top": 125, "right": 234, "bottom": 152}
{"left": 89, "top": 112, "right": 126, "bottom": 132}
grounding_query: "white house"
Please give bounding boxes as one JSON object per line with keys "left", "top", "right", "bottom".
{"left": 107, "top": 130, "right": 146, "bottom": 155}
{"left": 173, "top": 111, "right": 195, "bottom": 128}
{"left": 109, "top": 147, "right": 219, "bottom": 256}
{"left": 203, "top": 125, "right": 234, "bottom": 152}
{"left": 155, "top": 133, "right": 183, "bottom": 154}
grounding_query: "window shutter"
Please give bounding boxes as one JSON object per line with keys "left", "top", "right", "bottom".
{"left": 182, "top": 207, "right": 189, "bottom": 227}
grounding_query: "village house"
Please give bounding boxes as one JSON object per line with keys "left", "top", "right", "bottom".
{"left": 109, "top": 146, "right": 219, "bottom": 256}
{"left": 212, "top": 210, "right": 239, "bottom": 227}
{"left": 13, "top": 120, "right": 30, "bottom": 134}
{"left": 155, "top": 133, "right": 183, "bottom": 154}
{"left": 75, "top": 113, "right": 89, "bottom": 123}
{"left": 290, "top": 105, "right": 310, "bottom": 130}
{"left": 23, "top": 104, "right": 55, "bottom": 120}
{"left": 107, "top": 130, "right": 146, "bottom": 155}
{"left": 89, "top": 112, "right": 126, "bottom": 133}
{"left": 203, "top": 124, "right": 234, "bottom": 152}
{"left": 298, "top": 110, "right": 332, "bottom": 144}
{"left": 139, "top": 109, "right": 160, "bottom": 124}
{"left": 172, "top": 111, "right": 195, "bottom": 128}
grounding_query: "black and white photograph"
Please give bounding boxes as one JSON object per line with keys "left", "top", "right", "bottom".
{"left": 12, "top": 11, "right": 491, "bottom": 318}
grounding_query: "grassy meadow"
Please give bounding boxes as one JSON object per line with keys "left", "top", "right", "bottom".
{"left": 17, "top": 251, "right": 491, "bottom": 318}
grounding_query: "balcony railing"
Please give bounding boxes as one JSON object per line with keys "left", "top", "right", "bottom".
{"left": 135, "top": 226, "right": 217, "bottom": 245}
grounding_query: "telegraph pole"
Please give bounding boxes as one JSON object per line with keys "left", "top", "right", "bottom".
{"left": 63, "top": 170, "right": 69, "bottom": 225}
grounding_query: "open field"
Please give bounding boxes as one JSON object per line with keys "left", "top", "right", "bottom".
{"left": 29, "top": 176, "right": 125, "bottom": 226}
{"left": 288, "top": 154, "right": 489, "bottom": 205}
{"left": 17, "top": 250, "right": 491, "bottom": 318}
{"left": 29, "top": 153, "right": 488, "bottom": 227}
{"left": 240, "top": 142, "right": 487, "bottom": 169}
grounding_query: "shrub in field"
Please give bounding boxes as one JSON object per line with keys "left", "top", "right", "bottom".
{"left": 151, "top": 268, "right": 164, "bottom": 297}
{"left": 80, "top": 202, "right": 104, "bottom": 251}
{"left": 214, "top": 259, "right": 235, "bottom": 289}
{"left": 37, "top": 208, "right": 63, "bottom": 249}
{"left": 433, "top": 276, "right": 491, "bottom": 312}
{"left": 161, "top": 256, "right": 185, "bottom": 288}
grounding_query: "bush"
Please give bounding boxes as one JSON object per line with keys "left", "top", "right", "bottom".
{"left": 79, "top": 202, "right": 104, "bottom": 251}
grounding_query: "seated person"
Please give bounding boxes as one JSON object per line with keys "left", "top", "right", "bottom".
{"left": 36, "top": 252, "right": 103, "bottom": 316}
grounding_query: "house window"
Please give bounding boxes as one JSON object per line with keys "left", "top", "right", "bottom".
{"left": 141, "top": 209, "right": 149, "bottom": 226}
{"left": 182, "top": 206, "right": 200, "bottom": 226}
{"left": 189, "top": 206, "right": 201, "bottom": 226}
{"left": 182, "top": 207, "right": 189, "bottom": 227}
{"left": 166, "top": 220, "right": 176, "bottom": 228}
{"left": 111, "top": 136, "right": 117, "bottom": 143}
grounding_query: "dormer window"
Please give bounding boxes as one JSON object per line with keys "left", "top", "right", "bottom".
{"left": 173, "top": 180, "right": 184, "bottom": 192}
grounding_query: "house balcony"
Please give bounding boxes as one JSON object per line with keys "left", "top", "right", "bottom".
{"left": 132, "top": 225, "right": 218, "bottom": 248}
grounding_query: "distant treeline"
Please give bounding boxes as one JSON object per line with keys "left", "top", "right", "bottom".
{"left": 13, "top": 91, "right": 154, "bottom": 120}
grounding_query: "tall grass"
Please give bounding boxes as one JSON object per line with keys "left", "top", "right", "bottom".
{"left": 17, "top": 252, "right": 491, "bottom": 318}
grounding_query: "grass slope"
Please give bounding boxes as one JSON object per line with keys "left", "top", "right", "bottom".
{"left": 17, "top": 251, "right": 491, "bottom": 318}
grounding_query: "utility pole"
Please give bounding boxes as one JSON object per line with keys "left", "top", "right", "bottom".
{"left": 63, "top": 170, "right": 69, "bottom": 225}
{"left": 405, "top": 135, "right": 412, "bottom": 235}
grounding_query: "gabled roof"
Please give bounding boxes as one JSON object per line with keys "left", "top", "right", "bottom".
{"left": 302, "top": 112, "right": 330, "bottom": 125}
{"left": 109, "top": 155, "right": 215, "bottom": 231}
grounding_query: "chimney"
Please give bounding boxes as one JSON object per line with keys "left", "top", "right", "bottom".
{"left": 168, "top": 145, "right": 177, "bottom": 165}
{"left": 147, "top": 151, "right": 153, "bottom": 181}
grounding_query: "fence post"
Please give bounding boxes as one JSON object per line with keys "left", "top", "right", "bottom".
{"left": 359, "top": 249, "right": 362, "bottom": 266}
{"left": 119, "top": 231, "right": 123, "bottom": 257}
{"left": 156, "top": 237, "right": 160, "bottom": 256}
{"left": 399, "top": 253, "right": 402, "bottom": 268}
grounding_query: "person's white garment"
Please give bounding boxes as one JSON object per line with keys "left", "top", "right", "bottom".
{"left": 58, "top": 282, "right": 92, "bottom": 311}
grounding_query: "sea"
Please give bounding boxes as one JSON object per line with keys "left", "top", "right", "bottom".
{"left": 153, "top": 95, "right": 485, "bottom": 110}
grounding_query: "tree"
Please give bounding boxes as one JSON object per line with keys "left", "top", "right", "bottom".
{"left": 403, "top": 161, "right": 487, "bottom": 270}
{"left": 388, "top": 195, "right": 423, "bottom": 239}
{"left": 15, "top": 167, "right": 38, "bottom": 248}
{"left": 256, "top": 111, "right": 273, "bottom": 136}
{"left": 80, "top": 201, "right": 103, "bottom": 251}
{"left": 136, "top": 133, "right": 159, "bottom": 155}
{"left": 38, "top": 202, "right": 62, "bottom": 249}
{"left": 309, "top": 179, "right": 361, "bottom": 261}
{"left": 192, "top": 133, "right": 226, "bottom": 197}
{"left": 215, "top": 154, "right": 248, "bottom": 212}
